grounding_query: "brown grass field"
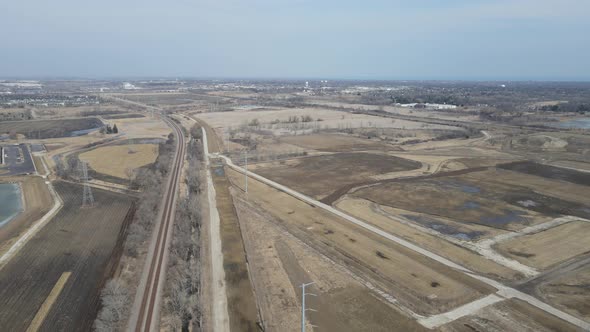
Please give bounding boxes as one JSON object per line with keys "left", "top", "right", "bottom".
{"left": 495, "top": 221, "right": 590, "bottom": 270}
{"left": 335, "top": 198, "right": 522, "bottom": 281}
{"left": 79, "top": 144, "right": 158, "bottom": 179}
{"left": 226, "top": 167, "right": 494, "bottom": 316}
{"left": 211, "top": 165, "right": 259, "bottom": 331}
{"left": 280, "top": 133, "right": 398, "bottom": 152}
{"left": 253, "top": 152, "right": 420, "bottom": 199}
{"left": 232, "top": 194, "right": 430, "bottom": 331}
{"left": 351, "top": 167, "right": 590, "bottom": 234}
{"left": 538, "top": 263, "right": 590, "bottom": 320}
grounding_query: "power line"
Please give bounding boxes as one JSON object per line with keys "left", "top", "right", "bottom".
{"left": 79, "top": 160, "right": 95, "bottom": 207}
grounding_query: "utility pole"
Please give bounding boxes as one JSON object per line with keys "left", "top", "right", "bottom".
{"left": 244, "top": 150, "right": 248, "bottom": 194}
{"left": 79, "top": 161, "right": 95, "bottom": 208}
{"left": 300, "top": 282, "right": 317, "bottom": 332}
{"left": 225, "top": 129, "right": 230, "bottom": 154}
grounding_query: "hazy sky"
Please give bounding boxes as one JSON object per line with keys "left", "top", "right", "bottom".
{"left": 1, "top": 0, "right": 589, "bottom": 80}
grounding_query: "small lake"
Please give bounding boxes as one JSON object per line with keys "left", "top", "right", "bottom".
{"left": 70, "top": 127, "right": 101, "bottom": 137}
{"left": 0, "top": 183, "right": 23, "bottom": 227}
{"left": 556, "top": 118, "right": 590, "bottom": 129}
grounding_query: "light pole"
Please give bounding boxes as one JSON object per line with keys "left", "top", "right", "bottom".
{"left": 300, "top": 282, "right": 317, "bottom": 332}
{"left": 244, "top": 149, "right": 248, "bottom": 194}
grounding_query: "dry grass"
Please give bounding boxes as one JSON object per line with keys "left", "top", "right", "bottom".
{"left": 280, "top": 133, "right": 396, "bottom": 152}
{"left": 211, "top": 167, "right": 259, "bottom": 331}
{"left": 79, "top": 144, "right": 158, "bottom": 179}
{"left": 336, "top": 198, "right": 521, "bottom": 281}
{"left": 495, "top": 221, "right": 590, "bottom": 270}
{"left": 226, "top": 167, "right": 494, "bottom": 316}
{"left": 539, "top": 264, "right": 590, "bottom": 320}
{"left": 194, "top": 107, "right": 457, "bottom": 133}
{"left": 441, "top": 299, "right": 581, "bottom": 332}
{"left": 253, "top": 152, "right": 420, "bottom": 199}
{"left": 114, "top": 117, "right": 171, "bottom": 138}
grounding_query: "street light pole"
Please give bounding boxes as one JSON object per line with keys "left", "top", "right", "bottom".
{"left": 300, "top": 282, "right": 317, "bottom": 332}
{"left": 244, "top": 150, "right": 248, "bottom": 194}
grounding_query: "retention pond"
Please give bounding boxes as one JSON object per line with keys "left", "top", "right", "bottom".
{"left": 0, "top": 183, "right": 23, "bottom": 227}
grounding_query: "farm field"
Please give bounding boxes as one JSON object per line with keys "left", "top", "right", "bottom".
{"left": 226, "top": 167, "right": 494, "bottom": 316}
{"left": 0, "top": 181, "right": 134, "bottom": 331}
{"left": 79, "top": 143, "right": 158, "bottom": 179}
{"left": 0, "top": 118, "right": 102, "bottom": 139}
{"left": 495, "top": 221, "right": 590, "bottom": 270}
{"left": 252, "top": 152, "right": 420, "bottom": 199}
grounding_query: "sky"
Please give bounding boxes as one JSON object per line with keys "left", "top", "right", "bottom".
{"left": 0, "top": 0, "right": 589, "bottom": 80}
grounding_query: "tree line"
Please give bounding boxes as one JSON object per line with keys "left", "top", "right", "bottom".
{"left": 162, "top": 125, "right": 204, "bottom": 331}
{"left": 94, "top": 133, "right": 176, "bottom": 331}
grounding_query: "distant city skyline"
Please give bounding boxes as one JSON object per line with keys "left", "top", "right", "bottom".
{"left": 1, "top": 0, "right": 589, "bottom": 81}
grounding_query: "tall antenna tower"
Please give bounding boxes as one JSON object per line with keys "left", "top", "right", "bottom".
{"left": 79, "top": 161, "right": 95, "bottom": 207}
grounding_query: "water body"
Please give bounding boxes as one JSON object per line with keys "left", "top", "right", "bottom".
{"left": 402, "top": 214, "right": 486, "bottom": 241}
{"left": 70, "top": 127, "right": 101, "bottom": 137}
{"left": 0, "top": 183, "right": 23, "bottom": 227}
{"left": 556, "top": 118, "right": 590, "bottom": 129}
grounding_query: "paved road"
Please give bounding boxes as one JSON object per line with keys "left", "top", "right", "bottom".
{"left": 209, "top": 143, "right": 590, "bottom": 330}
{"left": 127, "top": 112, "right": 185, "bottom": 331}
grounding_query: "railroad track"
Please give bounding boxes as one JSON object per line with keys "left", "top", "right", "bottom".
{"left": 130, "top": 115, "right": 186, "bottom": 331}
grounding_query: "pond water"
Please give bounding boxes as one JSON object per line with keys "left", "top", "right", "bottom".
{"left": 70, "top": 127, "right": 101, "bottom": 137}
{"left": 556, "top": 118, "right": 590, "bottom": 129}
{"left": 0, "top": 183, "right": 23, "bottom": 227}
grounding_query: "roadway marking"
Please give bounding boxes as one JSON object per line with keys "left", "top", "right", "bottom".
{"left": 26, "top": 271, "right": 71, "bottom": 332}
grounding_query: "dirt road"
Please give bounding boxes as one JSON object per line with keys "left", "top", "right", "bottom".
{"left": 202, "top": 127, "right": 230, "bottom": 332}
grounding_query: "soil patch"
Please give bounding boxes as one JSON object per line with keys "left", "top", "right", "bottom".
{"left": 255, "top": 152, "right": 420, "bottom": 199}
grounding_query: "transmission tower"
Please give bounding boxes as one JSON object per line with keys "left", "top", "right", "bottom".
{"left": 79, "top": 161, "right": 95, "bottom": 207}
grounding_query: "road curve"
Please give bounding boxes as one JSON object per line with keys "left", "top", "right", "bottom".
{"left": 127, "top": 115, "right": 186, "bottom": 332}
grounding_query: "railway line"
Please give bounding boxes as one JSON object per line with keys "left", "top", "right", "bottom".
{"left": 127, "top": 112, "right": 186, "bottom": 331}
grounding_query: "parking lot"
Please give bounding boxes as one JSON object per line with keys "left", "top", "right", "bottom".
{"left": 0, "top": 144, "right": 35, "bottom": 176}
